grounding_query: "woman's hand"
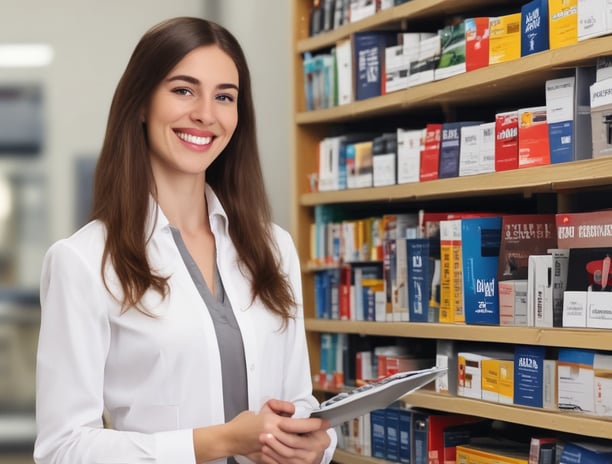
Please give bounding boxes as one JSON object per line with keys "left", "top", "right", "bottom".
{"left": 242, "top": 399, "right": 331, "bottom": 464}
{"left": 253, "top": 400, "right": 331, "bottom": 464}
{"left": 258, "top": 417, "right": 331, "bottom": 464}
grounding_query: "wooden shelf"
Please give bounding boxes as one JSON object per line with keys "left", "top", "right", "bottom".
{"left": 330, "top": 391, "right": 612, "bottom": 464}
{"left": 297, "top": 0, "right": 516, "bottom": 53}
{"left": 293, "top": 0, "right": 612, "bottom": 451}
{"left": 333, "top": 449, "right": 390, "bottom": 464}
{"left": 296, "top": 35, "right": 612, "bottom": 124}
{"left": 333, "top": 449, "right": 389, "bottom": 464}
{"left": 405, "top": 391, "right": 612, "bottom": 440}
{"left": 305, "top": 318, "right": 612, "bottom": 351}
{"left": 300, "top": 157, "right": 612, "bottom": 206}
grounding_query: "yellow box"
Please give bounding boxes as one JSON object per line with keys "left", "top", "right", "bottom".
{"left": 481, "top": 359, "right": 500, "bottom": 402}
{"left": 489, "top": 13, "right": 521, "bottom": 64}
{"left": 481, "top": 359, "right": 514, "bottom": 404}
{"left": 549, "top": 0, "right": 578, "bottom": 49}
{"left": 457, "top": 443, "right": 529, "bottom": 464}
{"left": 498, "top": 360, "right": 514, "bottom": 404}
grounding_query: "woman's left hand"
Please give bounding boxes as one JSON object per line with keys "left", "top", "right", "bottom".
{"left": 257, "top": 416, "right": 331, "bottom": 464}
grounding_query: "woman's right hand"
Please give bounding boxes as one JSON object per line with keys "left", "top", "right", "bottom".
{"left": 227, "top": 399, "right": 297, "bottom": 461}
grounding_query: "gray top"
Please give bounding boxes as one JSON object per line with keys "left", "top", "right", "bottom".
{"left": 171, "top": 226, "right": 248, "bottom": 463}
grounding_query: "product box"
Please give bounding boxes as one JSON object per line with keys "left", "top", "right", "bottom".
{"left": 385, "top": 407, "right": 401, "bottom": 462}
{"left": 562, "top": 290, "right": 588, "bottom": 327}
{"left": 543, "top": 359, "right": 558, "bottom": 410}
{"left": 590, "top": 77, "right": 612, "bottom": 158}
{"left": 335, "top": 38, "right": 353, "bottom": 106}
{"left": 436, "top": 339, "right": 459, "bottom": 396}
{"left": 557, "top": 348, "right": 595, "bottom": 413}
{"left": 465, "top": 17, "right": 490, "bottom": 71}
{"left": 372, "top": 132, "right": 397, "bottom": 187}
{"left": 482, "top": 358, "right": 514, "bottom": 403}
{"left": 514, "top": 345, "right": 546, "bottom": 408}
{"left": 545, "top": 67, "right": 596, "bottom": 165}
{"left": 578, "top": 0, "right": 612, "bottom": 41}
{"left": 556, "top": 209, "right": 612, "bottom": 249}
{"left": 457, "top": 124, "right": 480, "bottom": 177}
{"left": 370, "top": 408, "right": 387, "bottom": 459}
{"left": 461, "top": 216, "right": 502, "bottom": 326}
{"left": 548, "top": 248, "right": 570, "bottom": 328}
{"left": 419, "top": 123, "right": 443, "bottom": 181}
{"left": 549, "top": 0, "right": 578, "bottom": 49}
{"left": 521, "top": 0, "right": 549, "bottom": 56}
{"left": 498, "top": 359, "right": 515, "bottom": 404}
{"left": 489, "top": 13, "right": 522, "bottom": 65}
{"left": 409, "top": 34, "right": 441, "bottom": 87}
{"left": 527, "top": 255, "right": 554, "bottom": 327}
{"left": 435, "top": 21, "right": 467, "bottom": 80}
{"left": 586, "top": 291, "right": 612, "bottom": 329}
{"left": 385, "top": 44, "right": 411, "bottom": 94}
{"left": 499, "top": 280, "right": 529, "bottom": 326}
{"left": 478, "top": 121, "right": 496, "bottom": 174}
{"left": 396, "top": 128, "right": 423, "bottom": 184}
{"left": 495, "top": 111, "right": 519, "bottom": 171}
{"left": 354, "top": 31, "right": 398, "bottom": 100}
{"left": 594, "top": 352, "right": 612, "bottom": 417}
{"left": 398, "top": 409, "right": 411, "bottom": 463}
{"left": 458, "top": 352, "right": 491, "bottom": 399}
{"left": 559, "top": 442, "right": 612, "bottom": 464}
{"left": 518, "top": 106, "right": 550, "bottom": 167}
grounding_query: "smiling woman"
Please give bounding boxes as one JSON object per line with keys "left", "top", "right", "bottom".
{"left": 33, "top": 16, "right": 336, "bottom": 464}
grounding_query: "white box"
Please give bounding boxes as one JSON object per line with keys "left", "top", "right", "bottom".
{"left": 590, "top": 77, "right": 612, "bottom": 158}
{"left": 385, "top": 44, "right": 411, "bottom": 93}
{"left": 527, "top": 255, "right": 553, "bottom": 327}
{"left": 335, "top": 39, "right": 353, "bottom": 106}
{"left": 478, "top": 122, "right": 496, "bottom": 174}
{"left": 594, "top": 352, "right": 612, "bottom": 416}
{"left": 587, "top": 291, "right": 612, "bottom": 328}
{"left": 499, "top": 280, "right": 528, "bottom": 326}
{"left": 563, "top": 291, "right": 587, "bottom": 327}
{"left": 543, "top": 359, "right": 558, "bottom": 410}
{"left": 578, "top": 0, "right": 612, "bottom": 41}
{"left": 458, "top": 352, "right": 491, "bottom": 399}
{"left": 396, "top": 128, "right": 423, "bottom": 184}
{"left": 458, "top": 124, "right": 480, "bottom": 176}
{"left": 558, "top": 349, "right": 595, "bottom": 413}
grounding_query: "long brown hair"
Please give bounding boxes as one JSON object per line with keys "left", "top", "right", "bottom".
{"left": 91, "top": 17, "right": 295, "bottom": 322}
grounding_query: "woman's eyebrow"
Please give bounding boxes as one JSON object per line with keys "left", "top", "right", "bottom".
{"left": 166, "top": 74, "right": 200, "bottom": 85}
{"left": 166, "top": 75, "right": 238, "bottom": 92}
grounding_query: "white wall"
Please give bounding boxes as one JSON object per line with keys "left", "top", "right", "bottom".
{"left": 207, "top": 1, "right": 292, "bottom": 229}
{"left": 0, "top": 0, "right": 292, "bottom": 287}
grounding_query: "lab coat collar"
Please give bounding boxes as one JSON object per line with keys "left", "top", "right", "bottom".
{"left": 144, "top": 185, "right": 230, "bottom": 240}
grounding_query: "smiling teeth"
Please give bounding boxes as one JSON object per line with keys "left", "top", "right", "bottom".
{"left": 177, "top": 132, "right": 211, "bottom": 145}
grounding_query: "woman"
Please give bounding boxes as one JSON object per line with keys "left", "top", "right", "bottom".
{"left": 35, "top": 17, "right": 336, "bottom": 464}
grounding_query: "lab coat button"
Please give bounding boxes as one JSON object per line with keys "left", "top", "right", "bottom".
{"left": 250, "top": 364, "right": 255, "bottom": 371}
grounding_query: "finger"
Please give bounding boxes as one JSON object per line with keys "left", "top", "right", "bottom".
{"left": 276, "top": 417, "right": 330, "bottom": 434}
{"left": 264, "top": 399, "right": 295, "bottom": 417}
{"left": 260, "top": 433, "right": 306, "bottom": 462}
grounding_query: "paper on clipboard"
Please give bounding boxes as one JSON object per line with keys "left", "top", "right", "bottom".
{"left": 310, "top": 366, "right": 447, "bottom": 427}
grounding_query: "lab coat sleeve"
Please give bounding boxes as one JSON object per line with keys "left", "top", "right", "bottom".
{"left": 274, "top": 227, "right": 337, "bottom": 464}
{"left": 34, "top": 239, "right": 196, "bottom": 464}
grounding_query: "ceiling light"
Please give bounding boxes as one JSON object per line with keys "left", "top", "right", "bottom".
{"left": 0, "top": 44, "right": 54, "bottom": 68}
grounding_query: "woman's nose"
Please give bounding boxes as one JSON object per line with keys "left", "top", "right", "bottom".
{"left": 190, "top": 99, "right": 215, "bottom": 125}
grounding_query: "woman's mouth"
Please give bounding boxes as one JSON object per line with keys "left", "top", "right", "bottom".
{"left": 175, "top": 131, "right": 212, "bottom": 146}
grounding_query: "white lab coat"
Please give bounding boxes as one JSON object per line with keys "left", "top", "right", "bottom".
{"left": 34, "top": 185, "right": 336, "bottom": 464}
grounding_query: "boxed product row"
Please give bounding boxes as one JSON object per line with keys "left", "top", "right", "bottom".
{"left": 312, "top": 208, "right": 612, "bottom": 329}
{"left": 304, "top": 0, "right": 611, "bottom": 109}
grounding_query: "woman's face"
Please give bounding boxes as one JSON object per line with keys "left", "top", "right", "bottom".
{"left": 145, "top": 45, "right": 239, "bottom": 180}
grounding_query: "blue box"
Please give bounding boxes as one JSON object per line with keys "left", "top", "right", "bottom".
{"left": 514, "top": 345, "right": 545, "bottom": 408}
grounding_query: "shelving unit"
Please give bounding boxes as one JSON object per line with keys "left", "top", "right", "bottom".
{"left": 291, "top": 1, "right": 612, "bottom": 462}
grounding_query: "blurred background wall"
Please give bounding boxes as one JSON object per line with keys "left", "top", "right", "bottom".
{"left": 0, "top": 1, "right": 291, "bottom": 461}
